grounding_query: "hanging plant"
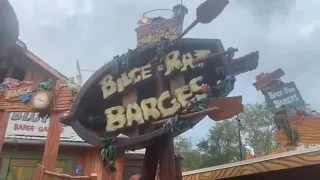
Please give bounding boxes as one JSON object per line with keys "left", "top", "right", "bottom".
{"left": 274, "top": 113, "right": 300, "bottom": 145}
{"left": 111, "top": 49, "right": 136, "bottom": 77}
{"left": 163, "top": 114, "right": 181, "bottom": 133}
{"left": 35, "top": 78, "right": 53, "bottom": 91}
{"left": 100, "top": 137, "right": 117, "bottom": 172}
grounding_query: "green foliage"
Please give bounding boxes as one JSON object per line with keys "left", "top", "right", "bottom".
{"left": 175, "top": 102, "right": 281, "bottom": 170}
{"left": 36, "top": 78, "right": 52, "bottom": 91}
{"left": 100, "top": 137, "right": 117, "bottom": 172}
{"left": 174, "top": 136, "right": 204, "bottom": 171}
{"left": 197, "top": 120, "right": 246, "bottom": 167}
{"left": 67, "top": 77, "right": 76, "bottom": 84}
{"left": 238, "top": 102, "right": 279, "bottom": 155}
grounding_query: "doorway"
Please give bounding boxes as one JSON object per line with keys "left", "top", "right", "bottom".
{"left": 5, "top": 159, "right": 68, "bottom": 180}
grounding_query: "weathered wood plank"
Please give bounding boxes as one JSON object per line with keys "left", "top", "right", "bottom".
{"left": 41, "top": 80, "right": 63, "bottom": 171}
{"left": 122, "top": 89, "right": 139, "bottom": 137}
{"left": 276, "top": 116, "right": 320, "bottom": 145}
{"left": 0, "top": 111, "right": 9, "bottom": 154}
{"left": 182, "top": 147, "right": 320, "bottom": 180}
{"left": 114, "top": 151, "right": 125, "bottom": 180}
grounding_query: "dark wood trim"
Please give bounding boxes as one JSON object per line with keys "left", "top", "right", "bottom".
{"left": 60, "top": 38, "right": 235, "bottom": 150}
{"left": 61, "top": 38, "right": 224, "bottom": 126}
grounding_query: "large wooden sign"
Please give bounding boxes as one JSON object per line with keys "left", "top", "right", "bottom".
{"left": 60, "top": 38, "right": 257, "bottom": 149}
{"left": 261, "top": 82, "right": 305, "bottom": 113}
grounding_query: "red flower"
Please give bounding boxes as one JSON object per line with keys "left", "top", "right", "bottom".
{"left": 201, "top": 84, "right": 210, "bottom": 94}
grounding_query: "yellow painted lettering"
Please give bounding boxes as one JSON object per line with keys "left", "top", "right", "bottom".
{"left": 121, "top": 73, "right": 133, "bottom": 88}
{"left": 116, "top": 77, "right": 124, "bottom": 93}
{"left": 105, "top": 106, "right": 126, "bottom": 132}
{"left": 141, "top": 64, "right": 152, "bottom": 80}
{"left": 164, "top": 51, "right": 183, "bottom": 76}
{"left": 175, "top": 86, "right": 193, "bottom": 107}
{"left": 126, "top": 103, "right": 145, "bottom": 126}
{"left": 189, "top": 76, "right": 203, "bottom": 93}
{"left": 141, "top": 97, "right": 161, "bottom": 121}
{"left": 157, "top": 91, "right": 181, "bottom": 117}
{"left": 193, "top": 50, "right": 211, "bottom": 59}
{"left": 181, "top": 52, "right": 195, "bottom": 72}
{"left": 128, "top": 68, "right": 142, "bottom": 84}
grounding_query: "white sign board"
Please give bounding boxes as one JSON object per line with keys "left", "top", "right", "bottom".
{"left": 6, "top": 112, "right": 81, "bottom": 141}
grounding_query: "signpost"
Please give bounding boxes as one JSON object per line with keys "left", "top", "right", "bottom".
{"left": 262, "top": 82, "right": 305, "bottom": 113}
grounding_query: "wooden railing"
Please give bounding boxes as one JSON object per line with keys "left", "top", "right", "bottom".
{"left": 34, "top": 164, "right": 98, "bottom": 180}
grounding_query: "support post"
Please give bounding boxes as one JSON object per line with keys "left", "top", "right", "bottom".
{"left": 236, "top": 116, "right": 243, "bottom": 160}
{"left": 175, "top": 155, "right": 183, "bottom": 180}
{"left": 91, "top": 149, "right": 105, "bottom": 180}
{"left": 41, "top": 112, "right": 61, "bottom": 171}
{"left": 41, "top": 80, "right": 63, "bottom": 171}
{"left": 114, "top": 151, "right": 125, "bottom": 180}
{"left": 0, "top": 111, "right": 9, "bottom": 154}
{"left": 140, "top": 144, "right": 159, "bottom": 180}
{"left": 159, "top": 137, "right": 176, "bottom": 180}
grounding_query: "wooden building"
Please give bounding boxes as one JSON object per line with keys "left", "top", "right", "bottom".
{"left": 0, "top": 40, "right": 144, "bottom": 180}
{"left": 182, "top": 146, "right": 320, "bottom": 180}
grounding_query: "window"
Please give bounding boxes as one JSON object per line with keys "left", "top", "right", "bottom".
{"left": 11, "top": 67, "right": 25, "bottom": 81}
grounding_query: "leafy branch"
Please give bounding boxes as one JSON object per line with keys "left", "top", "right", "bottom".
{"left": 100, "top": 137, "right": 117, "bottom": 172}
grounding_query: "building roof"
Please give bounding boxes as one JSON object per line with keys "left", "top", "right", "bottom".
{"left": 4, "top": 40, "right": 146, "bottom": 155}
{"left": 182, "top": 146, "right": 320, "bottom": 179}
{"left": 16, "top": 39, "right": 68, "bottom": 80}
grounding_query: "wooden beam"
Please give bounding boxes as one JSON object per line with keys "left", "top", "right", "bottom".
{"left": 41, "top": 80, "right": 63, "bottom": 171}
{"left": 86, "top": 149, "right": 107, "bottom": 180}
{"left": 41, "top": 112, "right": 61, "bottom": 171}
{"left": 182, "top": 147, "right": 320, "bottom": 180}
{"left": 275, "top": 116, "right": 320, "bottom": 145}
{"left": 175, "top": 155, "right": 183, "bottom": 180}
{"left": 0, "top": 111, "right": 10, "bottom": 154}
{"left": 114, "top": 151, "right": 125, "bottom": 180}
{"left": 140, "top": 144, "right": 159, "bottom": 180}
{"left": 159, "top": 137, "right": 176, "bottom": 180}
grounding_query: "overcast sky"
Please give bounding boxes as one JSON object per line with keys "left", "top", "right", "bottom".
{"left": 10, "top": 0, "right": 320, "bottom": 142}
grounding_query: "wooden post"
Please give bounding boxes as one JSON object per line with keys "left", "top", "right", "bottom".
{"left": 159, "top": 137, "right": 176, "bottom": 180}
{"left": 41, "top": 80, "right": 63, "bottom": 171}
{"left": 0, "top": 111, "right": 9, "bottom": 154}
{"left": 41, "top": 112, "right": 61, "bottom": 171}
{"left": 34, "top": 164, "right": 45, "bottom": 180}
{"left": 140, "top": 144, "right": 159, "bottom": 180}
{"left": 91, "top": 149, "right": 105, "bottom": 180}
{"left": 114, "top": 151, "right": 125, "bottom": 180}
{"left": 175, "top": 155, "right": 183, "bottom": 180}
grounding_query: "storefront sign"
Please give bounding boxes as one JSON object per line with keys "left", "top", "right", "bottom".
{"left": 99, "top": 49, "right": 212, "bottom": 132}
{"left": 135, "top": 18, "right": 182, "bottom": 47}
{"left": 262, "top": 82, "right": 305, "bottom": 113}
{"left": 6, "top": 112, "right": 79, "bottom": 139}
{"left": 61, "top": 39, "right": 246, "bottom": 143}
{"left": 5, "top": 86, "right": 32, "bottom": 99}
